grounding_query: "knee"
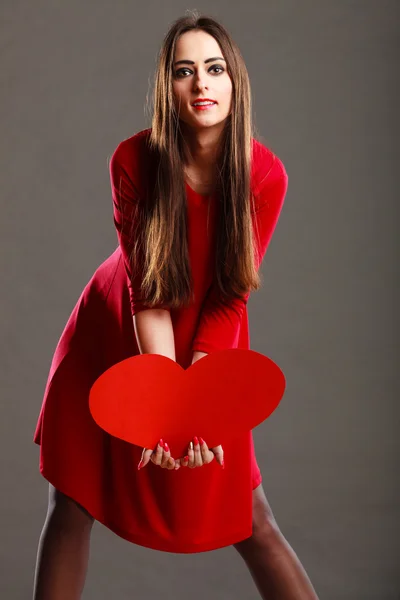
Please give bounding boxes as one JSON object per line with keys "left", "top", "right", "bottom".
{"left": 46, "top": 485, "right": 95, "bottom": 532}
{"left": 251, "top": 512, "right": 281, "bottom": 547}
{"left": 234, "top": 502, "right": 283, "bottom": 556}
{"left": 234, "top": 514, "right": 283, "bottom": 557}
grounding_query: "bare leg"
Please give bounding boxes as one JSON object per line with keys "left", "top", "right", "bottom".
{"left": 233, "top": 484, "right": 319, "bottom": 600}
{"left": 33, "top": 484, "right": 95, "bottom": 600}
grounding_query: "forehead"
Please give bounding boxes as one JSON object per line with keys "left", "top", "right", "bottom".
{"left": 174, "top": 30, "right": 223, "bottom": 60}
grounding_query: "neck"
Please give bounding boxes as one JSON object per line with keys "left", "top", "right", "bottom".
{"left": 181, "top": 122, "right": 224, "bottom": 170}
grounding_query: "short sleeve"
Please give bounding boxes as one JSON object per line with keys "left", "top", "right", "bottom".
{"left": 191, "top": 155, "right": 288, "bottom": 354}
{"left": 109, "top": 145, "right": 170, "bottom": 316}
{"left": 251, "top": 155, "right": 289, "bottom": 271}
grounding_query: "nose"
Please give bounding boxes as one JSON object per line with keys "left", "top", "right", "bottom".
{"left": 193, "top": 72, "right": 208, "bottom": 93}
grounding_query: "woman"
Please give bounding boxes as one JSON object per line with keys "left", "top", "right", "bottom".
{"left": 32, "top": 12, "right": 319, "bottom": 600}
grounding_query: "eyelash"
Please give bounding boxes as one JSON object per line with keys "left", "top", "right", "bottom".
{"left": 175, "top": 65, "right": 225, "bottom": 78}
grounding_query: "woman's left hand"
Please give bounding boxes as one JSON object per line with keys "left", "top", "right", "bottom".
{"left": 174, "top": 437, "right": 224, "bottom": 470}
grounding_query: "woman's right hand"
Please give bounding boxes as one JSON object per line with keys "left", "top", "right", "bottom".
{"left": 137, "top": 439, "right": 176, "bottom": 470}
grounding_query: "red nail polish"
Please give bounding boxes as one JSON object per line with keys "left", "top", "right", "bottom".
{"left": 221, "top": 460, "right": 225, "bottom": 469}
{"left": 199, "top": 437, "right": 205, "bottom": 445}
{"left": 184, "top": 455, "right": 189, "bottom": 462}
{"left": 164, "top": 442, "right": 169, "bottom": 452}
{"left": 194, "top": 436, "right": 199, "bottom": 445}
{"left": 159, "top": 439, "right": 164, "bottom": 448}
{"left": 138, "top": 460, "right": 143, "bottom": 470}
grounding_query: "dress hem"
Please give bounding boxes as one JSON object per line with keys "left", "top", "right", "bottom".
{"left": 34, "top": 439, "right": 262, "bottom": 554}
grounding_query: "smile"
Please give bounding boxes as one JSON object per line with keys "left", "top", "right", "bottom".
{"left": 192, "top": 102, "right": 217, "bottom": 111}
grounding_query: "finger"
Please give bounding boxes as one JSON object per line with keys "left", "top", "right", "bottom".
{"left": 193, "top": 436, "right": 203, "bottom": 468}
{"left": 211, "top": 445, "right": 224, "bottom": 468}
{"left": 187, "top": 441, "right": 195, "bottom": 468}
{"left": 165, "top": 455, "right": 176, "bottom": 470}
{"left": 199, "top": 437, "right": 214, "bottom": 465}
{"left": 138, "top": 448, "right": 153, "bottom": 470}
{"left": 151, "top": 439, "right": 165, "bottom": 466}
{"left": 160, "top": 441, "right": 173, "bottom": 468}
{"left": 179, "top": 455, "right": 189, "bottom": 468}
{"left": 162, "top": 443, "right": 177, "bottom": 470}
{"left": 174, "top": 458, "right": 181, "bottom": 471}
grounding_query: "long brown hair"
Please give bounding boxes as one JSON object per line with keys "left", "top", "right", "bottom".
{"left": 132, "top": 10, "right": 263, "bottom": 310}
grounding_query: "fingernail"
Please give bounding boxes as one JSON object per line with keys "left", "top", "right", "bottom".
{"left": 199, "top": 437, "right": 205, "bottom": 446}
{"left": 221, "top": 460, "right": 225, "bottom": 469}
{"left": 189, "top": 442, "right": 193, "bottom": 450}
{"left": 159, "top": 439, "right": 164, "bottom": 448}
{"left": 193, "top": 436, "right": 199, "bottom": 445}
{"left": 184, "top": 455, "right": 189, "bottom": 462}
{"left": 138, "top": 460, "right": 143, "bottom": 470}
{"left": 164, "top": 442, "right": 169, "bottom": 452}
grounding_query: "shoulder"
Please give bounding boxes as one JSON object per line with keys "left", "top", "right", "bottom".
{"left": 108, "top": 129, "right": 153, "bottom": 198}
{"left": 251, "top": 137, "right": 288, "bottom": 198}
{"left": 110, "top": 127, "right": 152, "bottom": 169}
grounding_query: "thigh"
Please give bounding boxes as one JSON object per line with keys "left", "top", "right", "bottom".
{"left": 252, "top": 483, "right": 278, "bottom": 530}
{"left": 233, "top": 484, "right": 281, "bottom": 555}
{"left": 47, "top": 484, "right": 95, "bottom": 528}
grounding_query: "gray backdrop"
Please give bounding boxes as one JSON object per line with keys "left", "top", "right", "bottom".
{"left": 1, "top": 1, "right": 398, "bottom": 599}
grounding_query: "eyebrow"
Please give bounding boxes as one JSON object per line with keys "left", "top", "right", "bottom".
{"left": 174, "top": 56, "right": 226, "bottom": 66}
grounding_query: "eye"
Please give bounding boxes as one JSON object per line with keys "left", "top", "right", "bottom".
{"left": 210, "top": 65, "right": 224, "bottom": 74}
{"left": 175, "top": 68, "right": 191, "bottom": 78}
{"left": 175, "top": 64, "right": 225, "bottom": 78}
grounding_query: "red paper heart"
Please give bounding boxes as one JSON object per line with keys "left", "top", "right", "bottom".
{"left": 89, "top": 348, "right": 285, "bottom": 458}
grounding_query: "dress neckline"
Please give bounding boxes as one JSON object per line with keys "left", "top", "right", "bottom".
{"left": 184, "top": 180, "right": 214, "bottom": 202}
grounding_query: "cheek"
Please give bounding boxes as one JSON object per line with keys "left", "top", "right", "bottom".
{"left": 172, "top": 86, "right": 187, "bottom": 110}
{"left": 221, "top": 82, "right": 233, "bottom": 106}
{"left": 221, "top": 77, "right": 233, "bottom": 98}
{"left": 172, "top": 90, "right": 183, "bottom": 111}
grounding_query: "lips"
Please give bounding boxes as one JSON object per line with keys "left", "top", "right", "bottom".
{"left": 191, "top": 98, "right": 217, "bottom": 106}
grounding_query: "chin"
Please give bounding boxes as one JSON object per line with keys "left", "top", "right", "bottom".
{"left": 182, "top": 114, "right": 229, "bottom": 131}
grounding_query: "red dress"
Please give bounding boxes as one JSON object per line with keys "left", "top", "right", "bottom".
{"left": 33, "top": 128, "right": 288, "bottom": 553}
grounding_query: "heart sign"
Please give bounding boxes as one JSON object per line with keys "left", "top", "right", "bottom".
{"left": 89, "top": 348, "right": 285, "bottom": 458}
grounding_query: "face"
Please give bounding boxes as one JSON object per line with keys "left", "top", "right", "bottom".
{"left": 172, "top": 30, "right": 233, "bottom": 132}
